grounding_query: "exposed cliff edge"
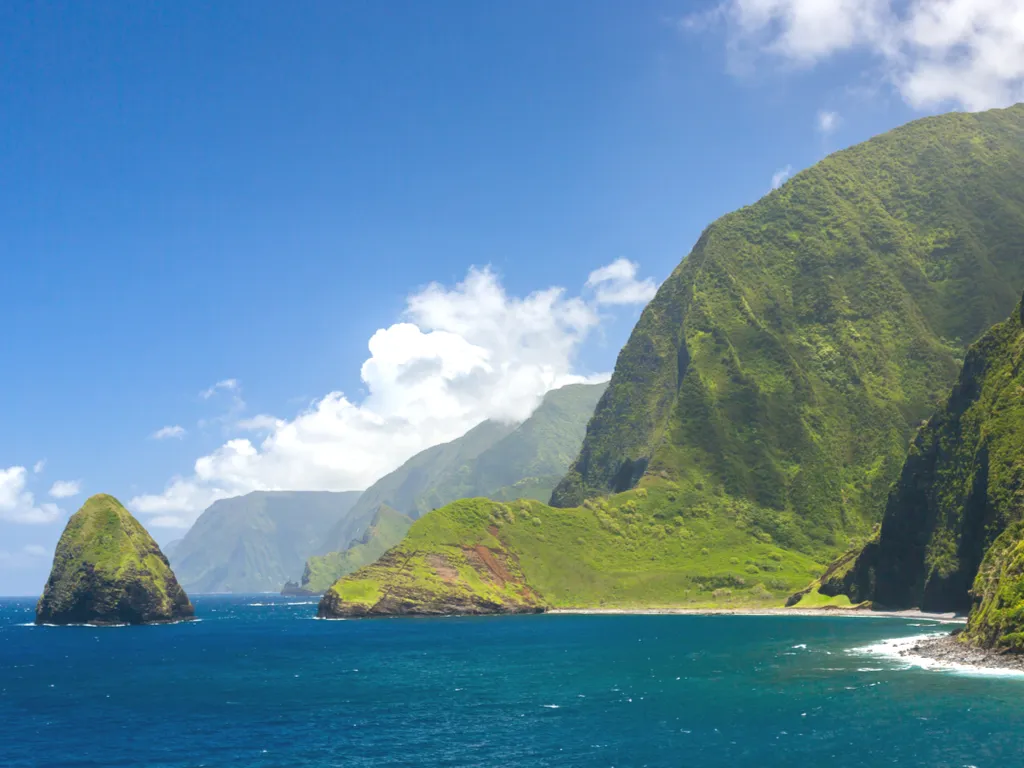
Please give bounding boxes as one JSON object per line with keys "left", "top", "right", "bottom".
{"left": 36, "top": 494, "right": 194, "bottom": 626}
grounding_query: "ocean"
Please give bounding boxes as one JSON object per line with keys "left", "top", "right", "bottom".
{"left": 1, "top": 595, "right": 1020, "bottom": 767}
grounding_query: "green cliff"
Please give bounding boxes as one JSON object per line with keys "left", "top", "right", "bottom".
{"left": 553, "top": 104, "right": 1024, "bottom": 553}
{"left": 323, "top": 104, "right": 1024, "bottom": 616}
{"left": 838, "top": 294, "right": 1024, "bottom": 650}
{"left": 36, "top": 494, "right": 194, "bottom": 625}
{"left": 171, "top": 490, "right": 361, "bottom": 593}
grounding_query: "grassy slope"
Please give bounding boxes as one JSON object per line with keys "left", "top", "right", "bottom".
{"left": 38, "top": 494, "right": 191, "bottom": 621}
{"left": 302, "top": 505, "right": 412, "bottom": 593}
{"left": 552, "top": 105, "right": 1024, "bottom": 565}
{"left": 326, "top": 489, "right": 823, "bottom": 613}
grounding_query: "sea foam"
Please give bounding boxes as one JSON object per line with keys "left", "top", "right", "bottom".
{"left": 848, "top": 634, "right": 1024, "bottom": 678}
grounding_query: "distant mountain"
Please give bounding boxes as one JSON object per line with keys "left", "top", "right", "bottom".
{"left": 301, "top": 381, "right": 608, "bottom": 592}
{"left": 171, "top": 490, "right": 361, "bottom": 593}
{"left": 162, "top": 538, "right": 182, "bottom": 559}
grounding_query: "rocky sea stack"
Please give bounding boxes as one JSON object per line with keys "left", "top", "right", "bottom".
{"left": 36, "top": 494, "right": 194, "bottom": 626}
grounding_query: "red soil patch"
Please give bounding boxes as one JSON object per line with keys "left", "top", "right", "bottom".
{"left": 427, "top": 554, "right": 458, "bottom": 583}
{"left": 469, "top": 545, "right": 513, "bottom": 586}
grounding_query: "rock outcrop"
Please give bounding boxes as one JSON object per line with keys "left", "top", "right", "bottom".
{"left": 36, "top": 494, "right": 194, "bottom": 625}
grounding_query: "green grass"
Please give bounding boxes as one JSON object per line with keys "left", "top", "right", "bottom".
{"left": 792, "top": 590, "right": 854, "bottom": 609}
{"left": 324, "top": 489, "right": 825, "bottom": 612}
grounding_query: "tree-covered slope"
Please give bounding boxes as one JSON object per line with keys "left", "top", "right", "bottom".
{"left": 300, "top": 505, "right": 412, "bottom": 593}
{"left": 837, "top": 295, "right": 1024, "bottom": 650}
{"left": 37, "top": 494, "right": 194, "bottom": 625}
{"left": 170, "top": 490, "right": 361, "bottom": 593}
{"left": 552, "top": 105, "right": 1024, "bottom": 563}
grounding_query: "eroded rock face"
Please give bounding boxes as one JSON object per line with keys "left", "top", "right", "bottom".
{"left": 36, "top": 494, "right": 194, "bottom": 626}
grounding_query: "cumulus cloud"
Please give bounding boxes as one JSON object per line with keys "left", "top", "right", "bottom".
{"left": 151, "top": 425, "right": 187, "bottom": 440}
{"left": 688, "top": 0, "right": 1024, "bottom": 110}
{"left": 817, "top": 110, "right": 839, "bottom": 133}
{"left": 32, "top": 460, "right": 46, "bottom": 474}
{"left": 48, "top": 480, "right": 81, "bottom": 499}
{"left": 0, "top": 544, "right": 51, "bottom": 569}
{"left": 0, "top": 467, "right": 62, "bottom": 524}
{"left": 200, "top": 379, "right": 239, "bottom": 400}
{"left": 585, "top": 259, "right": 659, "bottom": 306}
{"left": 770, "top": 165, "right": 793, "bottom": 189}
{"left": 130, "top": 263, "right": 651, "bottom": 528}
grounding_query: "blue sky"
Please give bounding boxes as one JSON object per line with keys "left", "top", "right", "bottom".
{"left": 2, "top": 1, "right": 1019, "bottom": 594}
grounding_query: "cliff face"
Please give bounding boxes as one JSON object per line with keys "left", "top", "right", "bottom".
{"left": 170, "top": 490, "right": 361, "bottom": 594}
{"left": 842, "top": 296, "right": 1024, "bottom": 650}
{"left": 36, "top": 494, "right": 194, "bottom": 625}
{"left": 552, "top": 104, "right": 1024, "bottom": 564}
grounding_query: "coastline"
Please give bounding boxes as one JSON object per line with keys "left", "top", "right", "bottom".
{"left": 549, "top": 607, "right": 965, "bottom": 622}
{"left": 889, "top": 633, "right": 1024, "bottom": 674}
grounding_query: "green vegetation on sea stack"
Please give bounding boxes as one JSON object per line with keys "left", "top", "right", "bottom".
{"left": 326, "top": 104, "right": 1024, "bottom": 616}
{"left": 836, "top": 294, "right": 1024, "bottom": 650}
{"left": 37, "top": 494, "right": 193, "bottom": 625}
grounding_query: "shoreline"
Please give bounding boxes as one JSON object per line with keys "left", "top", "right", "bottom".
{"left": 892, "top": 633, "right": 1024, "bottom": 674}
{"left": 549, "top": 607, "right": 965, "bottom": 622}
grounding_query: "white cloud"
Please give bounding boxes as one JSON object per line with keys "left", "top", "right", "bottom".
{"left": 151, "top": 425, "right": 187, "bottom": 440}
{"left": 0, "top": 544, "right": 51, "bottom": 569}
{"left": 0, "top": 467, "right": 62, "bottom": 524}
{"left": 235, "top": 415, "right": 284, "bottom": 432}
{"left": 817, "top": 110, "right": 839, "bottom": 133}
{"left": 771, "top": 165, "right": 793, "bottom": 189}
{"left": 585, "top": 259, "right": 659, "bottom": 306}
{"left": 200, "top": 379, "right": 239, "bottom": 400}
{"left": 32, "top": 460, "right": 46, "bottom": 474}
{"left": 48, "top": 480, "right": 81, "bottom": 499}
{"left": 130, "top": 263, "right": 646, "bottom": 528}
{"left": 690, "top": 0, "right": 1024, "bottom": 110}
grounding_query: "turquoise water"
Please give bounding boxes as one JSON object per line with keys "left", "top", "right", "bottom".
{"left": 1, "top": 596, "right": 1021, "bottom": 767}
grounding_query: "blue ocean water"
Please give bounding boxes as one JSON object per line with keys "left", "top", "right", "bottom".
{"left": 1, "top": 596, "right": 1021, "bottom": 767}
